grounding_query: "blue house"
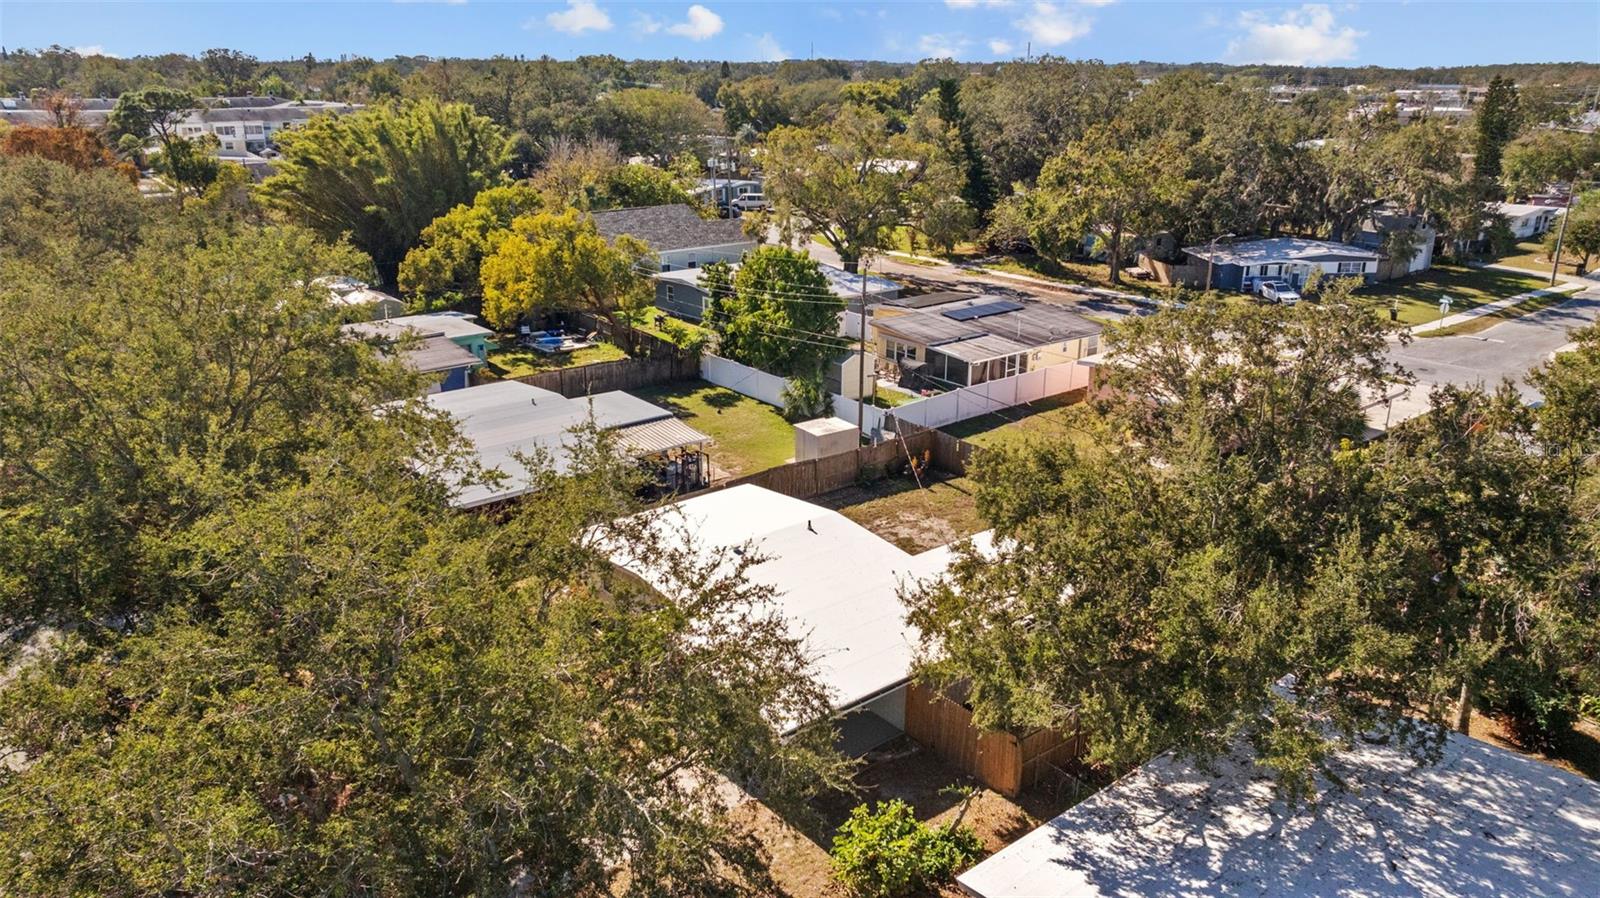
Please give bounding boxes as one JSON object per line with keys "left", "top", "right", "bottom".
{"left": 342, "top": 313, "right": 495, "bottom": 393}
{"left": 1183, "top": 237, "right": 1382, "bottom": 292}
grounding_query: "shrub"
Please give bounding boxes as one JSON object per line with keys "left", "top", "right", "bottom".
{"left": 829, "top": 799, "right": 982, "bottom": 898}
{"left": 780, "top": 373, "right": 832, "bottom": 422}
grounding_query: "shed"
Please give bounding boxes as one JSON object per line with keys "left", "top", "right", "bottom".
{"left": 794, "top": 417, "right": 858, "bottom": 461}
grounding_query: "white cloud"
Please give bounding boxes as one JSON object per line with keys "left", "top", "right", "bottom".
{"left": 1078, "top": 0, "right": 1117, "bottom": 7}
{"left": 543, "top": 0, "right": 612, "bottom": 34}
{"left": 634, "top": 12, "right": 663, "bottom": 33}
{"left": 70, "top": 44, "right": 118, "bottom": 58}
{"left": 1015, "top": 2, "right": 1092, "bottom": 46}
{"left": 1227, "top": 4, "right": 1362, "bottom": 64}
{"left": 919, "top": 33, "right": 970, "bottom": 58}
{"left": 946, "top": 0, "right": 1013, "bottom": 7}
{"left": 988, "top": 38, "right": 1015, "bottom": 55}
{"left": 666, "top": 4, "right": 724, "bottom": 40}
{"left": 750, "top": 33, "right": 790, "bottom": 61}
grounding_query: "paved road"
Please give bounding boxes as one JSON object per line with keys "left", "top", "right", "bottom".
{"left": 1387, "top": 290, "right": 1600, "bottom": 402}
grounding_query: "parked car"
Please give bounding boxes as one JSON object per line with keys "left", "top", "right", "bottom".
{"left": 1255, "top": 280, "right": 1301, "bottom": 305}
{"left": 730, "top": 192, "right": 768, "bottom": 215}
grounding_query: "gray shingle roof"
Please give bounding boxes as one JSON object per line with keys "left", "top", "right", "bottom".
{"left": 590, "top": 204, "right": 750, "bottom": 253}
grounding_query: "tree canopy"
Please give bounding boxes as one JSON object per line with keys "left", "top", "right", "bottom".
{"left": 260, "top": 99, "right": 507, "bottom": 288}
{"left": 708, "top": 245, "right": 846, "bottom": 378}
{"left": 478, "top": 208, "right": 652, "bottom": 329}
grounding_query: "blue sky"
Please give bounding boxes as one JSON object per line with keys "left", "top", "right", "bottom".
{"left": 3, "top": 1, "right": 1596, "bottom": 68}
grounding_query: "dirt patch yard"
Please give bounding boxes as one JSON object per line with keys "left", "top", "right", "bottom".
{"left": 729, "top": 741, "right": 1081, "bottom": 898}
{"left": 814, "top": 473, "right": 986, "bottom": 554}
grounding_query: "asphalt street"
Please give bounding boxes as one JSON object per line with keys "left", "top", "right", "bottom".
{"left": 1386, "top": 290, "right": 1600, "bottom": 401}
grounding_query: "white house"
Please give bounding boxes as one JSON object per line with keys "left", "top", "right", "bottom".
{"left": 1488, "top": 201, "right": 1564, "bottom": 240}
{"left": 959, "top": 728, "right": 1600, "bottom": 898}
{"left": 590, "top": 204, "right": 755, "bottom": 272}
{"left": 1182, "top": 237, "right": 1382, "bottom": 292}
{"left": 173, "top": 97, "right": 358, "bottom": 155}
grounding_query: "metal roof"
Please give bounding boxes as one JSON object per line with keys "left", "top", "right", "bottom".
{"left": 942, "top": 299, "right": 1024, "bottom": 321}
{"left": 401, "top": 336, "right": 480, "bottom": 374}
{"left": 930, "top": 333, "right": 1033, "bottom": 364}
{"left": 651, "top": 260, "right": 899, "bottom": 299}
{"left": 614, "top": 417, "right": 713, "bottom": 455}
{"left": 959, "top": 729, "right": 1600, "bottom": 898}
{"left": 344, "top": 313, "right": 492, "bottom": 342}
{"left": 419, "top": 382, "right": 697, "bottom": 508}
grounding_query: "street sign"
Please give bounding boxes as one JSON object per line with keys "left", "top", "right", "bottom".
{"left": 1439, "top": 295, "right": 1453, "bottom": 316}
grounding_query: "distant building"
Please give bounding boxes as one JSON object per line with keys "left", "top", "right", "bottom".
{"left": 1180, "top": 237, "right": 1381, "bottom": 292}
{"left": 1488, "top": 201, "right": 1564, "bottom": 240}
{"left": 317, "top": 276, "right": 407, "bottom": 320}
{"left": 589, "top": 203, "right": 754, "bottom": 272}
{"left": 651, "top": 261, "right": 899, "bottom": 322}
{"left": 1352, "top": 207, "right": 1437, "bottom": 279}
{"left": 342, "top": 312, "right": 494, "bottom": 392}
{"left": 0, "top": 95, "right": 357, "bottom": 155}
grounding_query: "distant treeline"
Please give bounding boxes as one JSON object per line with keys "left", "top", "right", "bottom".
{"left": 4, "top": 45, "right": 1599, "bottom": 105}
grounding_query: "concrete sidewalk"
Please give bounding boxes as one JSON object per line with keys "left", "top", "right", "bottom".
{"left": 1413, "top": 280, "right": 1588, "bottom": 333}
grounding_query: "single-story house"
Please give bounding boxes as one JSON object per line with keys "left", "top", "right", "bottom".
{"left": 691, "top": 178, "right": 762, "bottom": 211}
{"left": 344, "top": 312, "right": 493, "bottom": 365}
{"left": 869, "top": 294, "right": 1102, "bottom": 389}
{"left": 342, "top": 313, "right": 495, "bottom": 392}
{"left": 591, "top": 203, "right": 755, "bottom": 272}
{"left": 1489, "top": 201, "right": 1564, "bottom": 240}
{"left": 1351, "top": 208, "right": 1437, "bottom": 279}
{"left": 652, "top": 261, "right": 900, "bottom": 323}
{"left": 957, "top": 728, "right": 1600, "bottom": 898}
{"left": 1181, "top": 237, "right": 1382, "bottom": 292}
{"left": 418, "top": 381, "right": 713, "bottom": 508}
{"left": 609, "top": 484, "right": 1085, "bottom": 791}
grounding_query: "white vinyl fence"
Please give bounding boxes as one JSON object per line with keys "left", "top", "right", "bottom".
{"left": 702, "top": 354, "right": 791, "bottom": 408}
{"left": 700, "top": 353, "right": 1092, "bottom": 438}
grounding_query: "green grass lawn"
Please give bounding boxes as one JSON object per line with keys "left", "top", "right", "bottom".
{"left": 619, "top": 310, "right": 713, "bottom": 349}
{"left": 1355, "top": 263, "right": 1550, "bottom": 327}
{"left": 486, "top": 342, "right": 629, "bottom": 378}
{"left": 886, "top": 225, "right": 985, "bottom": 261}
{"left": 941, "top": 392, "right": 1104, "bottom": 455}
{"left": 815, "top": 473, "right": 985, "bottom": 553}
{"left": 1493, "top": 240, "right": 1588, "bottom": 279}
{"left": 982, "top": 254, "right": 1165, "bottom": 298}
{"left": 870, "top": 387, "right": 920, "bottom": 409}
{"left": 632, "top": 380, "right": 795, "bottom": 477}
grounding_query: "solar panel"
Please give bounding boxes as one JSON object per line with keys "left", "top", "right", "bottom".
{"left": 941, "top": 300, "right": 1025, "bottom": 321}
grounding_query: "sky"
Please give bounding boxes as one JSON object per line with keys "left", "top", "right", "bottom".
{"left": 2, "top": 1, "right": 1597, "bottom": 68}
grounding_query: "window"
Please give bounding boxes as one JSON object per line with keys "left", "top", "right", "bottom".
{"left": 1336, "top": 261, "right": 1366, "bottom": 274}
{"left": 214, "top": 125, "right": 236, "bottom": 136}
{"left": 1085, "top": 334, "right": 1100, "bottom": 356}
{"left": 885, "top": 338, "right": 917, "bottom": 362}
{"left": 245, "top": 124, "right": 263, "bottom": 135}
{"left": 664, "top": 285, "right": 676, "bottom": 302}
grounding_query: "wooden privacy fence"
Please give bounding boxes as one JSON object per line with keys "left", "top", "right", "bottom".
{"left": 904, "top": 682, "right": 1087, "bottom": 798}
{"left": 714, "top": 428, "right": 945, "bottom": 500}
{"left": 505, "top": 353, "right": 700, "bottom": 398}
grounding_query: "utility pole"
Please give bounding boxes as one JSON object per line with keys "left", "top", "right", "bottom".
{"left": 1549, "top": 198, "right": 1571, "bottom": 287}
{"left": 857, "top": 258, "right": 869, "bottom": 446}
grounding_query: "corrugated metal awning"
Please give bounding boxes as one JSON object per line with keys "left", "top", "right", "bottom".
{"left": 614, "top": 417, "right": 713, "bottom": 455}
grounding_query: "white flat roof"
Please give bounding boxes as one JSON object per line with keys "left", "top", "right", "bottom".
{"left": 958, "top": 729, "right": 1600, "bottom": 898}
{"left": 612, "top": 484, "right": 984, "bottom": 728}
{"left": 346, "top": 312, "right": 492, "bottom": 341}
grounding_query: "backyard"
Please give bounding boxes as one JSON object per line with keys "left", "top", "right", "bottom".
{"left": 484, "top": 341, "right": 628, "bottom": 378}
{"left": 815, "top": 472, "right": 985, "bottom": 553}
{"left": 632, "top": 380, "right": 796, "bottom": 477}
{"left": 941, "top": 392, "right": 1102, "bottom": 455}
{"left": 726, "top": 741, "right": 1093, "bottom": 898}
{"left": 1355, "top": 263, "right": 1549, "bottom": 327}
